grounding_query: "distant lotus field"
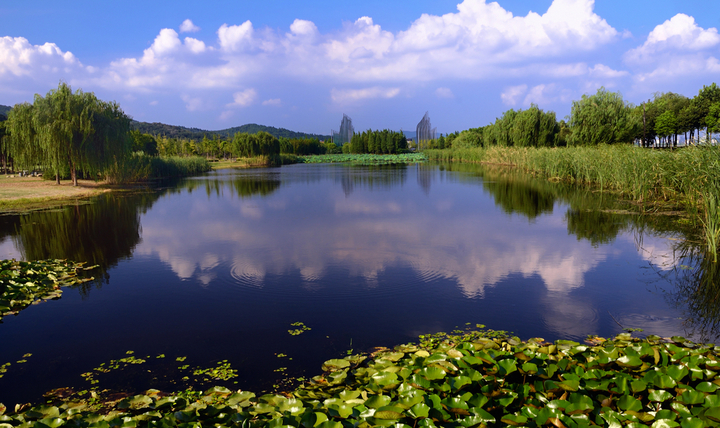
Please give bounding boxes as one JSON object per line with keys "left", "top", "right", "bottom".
{"left": 298, "top": 153, "right": 426, "bottom": 165}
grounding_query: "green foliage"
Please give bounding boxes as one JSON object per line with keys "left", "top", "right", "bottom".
{"left": 706, "top": 102, "right": 720, "bottom": 134}
{"left": 231, "top": 131, "right": 280, "bottom": 158}
{"left": 105, "top": 154, "right": 211, "bottom": 183}
{"left": 7, "top": 327, "right": 720, "bottom": 428}
{"left": 299, "top": 153, "right": 426, "bottom": 165}
{"left": 346, "top": 129, "right": 408, "bottom": 154}
{"left": 130, "top": 130, "right": 158, "bottom": 155}
{"left": 5, "top": 83, "right": 132, "bottom": 185}
{"left": 0, "top": 259, "right": 95, "bottom": 321}
{"left": 655, "top": 110, "right": 678, "bottom": 138}
{"left": 279, "top": 137, "right": 325, "bottom": 155}
{"left": 568, "top": 87, "right": 636, "bottom": 145}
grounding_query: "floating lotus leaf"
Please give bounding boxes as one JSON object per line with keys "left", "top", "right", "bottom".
{"left": 322, "top": 359, "right": 350, "bottom": 371}
{"left": 364, "top": 395, "right": 391, "bottom": 409}
{"left": 419, "top": 367, "right": 446, "bottom": 380}
{"left": 500, "top": 413, "right": 527, "bottom": 426}
{"left": 704, "top": 406, "right": 720, "bottom": 422}
{"left": 617, "top": 355, "right": 643, "bottom": 369}
{"left": 373, "top": 406, "right": 405, "bottom": 420}
{"left": 679, "top": 417, "right": 706, "bottom": 428}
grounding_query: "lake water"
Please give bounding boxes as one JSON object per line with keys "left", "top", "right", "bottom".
{"left": 0, "top": 162, "right": 716, "bottom": 406}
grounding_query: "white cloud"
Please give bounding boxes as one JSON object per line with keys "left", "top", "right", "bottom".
{"left": 501, "top": 84, "right": 527, "bottom": 106}
{"left": 0, "top": 36, "right": 85, "bottom": 81}
{"left": 331, "top": 86, "right": 400, "bottom": 103}
{"left": 589, "top": 64, "right": 629, "bottom": 78}
{"left": 625, "top": 14, "right": 720, "bottom": 86}
{"left": 184, "top": 37, "right": 207, "bottom": 54}
{"left": 435, "top": 87, "right": 454, "bottom": 98}
{"left": 262, "top": 98, "right": 281, "bottom": 106}
{"left": 626, "top": 14, "right": 720, "bottom": 64}
{"left": 180, "top": 19, "right": 200, "bottom": 33}
{"left": 218, "top": 21, "right": 255, "bottom": 52}
{"left": 228, "top": 88, "right": 257, "bottom": 107}
{"left": 80, "top": 0, "right": 621, "bottom": 96}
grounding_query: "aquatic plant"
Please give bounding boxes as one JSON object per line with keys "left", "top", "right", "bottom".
{"left": 299, "top": 153, "right": 426, "bottom": 165}
{"left": 0, "top": 259, "right": 95, "bottom": 321}
{"left": 5, "top": 325, "right": 720, "bottom": 427}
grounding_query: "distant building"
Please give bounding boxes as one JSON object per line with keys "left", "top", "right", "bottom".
{"left": 416, "top": 112, "right": 436, "bottom": 150}
{"left": 331, "top": 114, "right": 354, "bottom": 147}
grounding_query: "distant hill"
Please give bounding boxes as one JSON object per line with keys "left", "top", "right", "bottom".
{"left": 131, "top": 120, "right": 331, "bottom": 142}
{"left": 0, "top": 105, "right": 328, "bottom": 140}
{"left": 0, "top": 104, "right": 11, "bottom": 120}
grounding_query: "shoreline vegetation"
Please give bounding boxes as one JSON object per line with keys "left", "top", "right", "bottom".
{"left": 3, "top": 259, "right": 720, "bottom": 427}
{"left": 426, "top": 145, "right": 720, "bottom": 260}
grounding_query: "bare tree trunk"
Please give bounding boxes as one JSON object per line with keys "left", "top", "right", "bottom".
{"left": 71, "top": 163, "right": 77, "bottom": 186}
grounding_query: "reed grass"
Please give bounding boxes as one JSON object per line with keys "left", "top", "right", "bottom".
{"left": 426, "top": 145, "right": 720, "bottom": 259}
{"left": 105, "top": 154, "right": 211, "bottom": 183}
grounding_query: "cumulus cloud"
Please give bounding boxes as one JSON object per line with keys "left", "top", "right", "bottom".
{"left": 331, "top": 87, "right": 400, "bottom": 103}
{"left": 625, "top": 13, "right": 720, "bottom": 86}
{"left": 0, "top": 36, "right": 86, "bottom": 83}
{"left": 76, "top": 0, "right": 622, "bottom": 96}
{"left": 218, "top": 21, "right": 255, "bottom": 52}
{"left": 180, "top": 19, "right": 200, "bottom": 33}
{"left": 626, "top": 14, "right": 720, "bottom": 64}
{"left": 228, "top": 89, "right": 257, "bottom": 107}
{"left": 262, "top": 98, "right": 281, "bottom": 106}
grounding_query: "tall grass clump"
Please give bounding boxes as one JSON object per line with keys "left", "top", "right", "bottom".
{"left": 105, "top": 154, "right": 211, "bottom": 183}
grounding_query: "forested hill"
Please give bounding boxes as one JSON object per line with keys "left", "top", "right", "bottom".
{"left": 0, "top": 104, "right": 11, "bottom": 120}
{"left": 131, "top": 120, "right": 330, "bottom": 141}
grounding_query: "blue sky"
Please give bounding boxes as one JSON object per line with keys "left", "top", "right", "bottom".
{"left": 1, "top": 0, "right": 719, "bottom": 135}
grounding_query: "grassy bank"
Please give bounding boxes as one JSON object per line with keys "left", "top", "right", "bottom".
{"left": 0, "top": 176, "right": 111, "bottom": 213}
{"left": 426, "top": 145, "right": 720, "bottom": 259}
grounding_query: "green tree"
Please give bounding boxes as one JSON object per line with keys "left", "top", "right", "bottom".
{"left": 130, "top": 130, "right": 158, "bottom": 155}
{"left": 5, "top": 83, "right": 131, "bottom": 185}
{"left": 568, "top": 87, "right": 636, "bottom": 146}
{"left": 706, "top": 102, "right": 720, "bottom": 136}
{"left": 654, "top": 110, "right": 678, "bottom": 145}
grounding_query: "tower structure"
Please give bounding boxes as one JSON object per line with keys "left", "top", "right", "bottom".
{"left": 416, "top": 111, "right": 436, "bottom": 150}
{"left": 331, "top": 114, "right": 354, "bottom": 147}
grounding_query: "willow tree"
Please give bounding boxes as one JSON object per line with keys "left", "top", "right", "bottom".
{"left": 5, "top": 103, "right": 47, "bottom": 178}
{"left": 569, "top": 87, "right": 637, "bottom": 146}
{"left": 6, "top": 82, "right": 131, "bottom": 185}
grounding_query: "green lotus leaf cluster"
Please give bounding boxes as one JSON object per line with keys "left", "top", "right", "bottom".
{"left": 299, "top": 153, "right": 426, "bottom": 165}
{"left": 0, "top": 259, "right": 95, "bottom": 321}
{"left": 4, "top": 330, "right": 720, "bottom": 427}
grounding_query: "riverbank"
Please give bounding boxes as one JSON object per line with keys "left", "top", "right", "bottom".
{"left": 0, "top": 176, "right": 113, "bottom": 213}
{"left": 426, "top": 145, "right": 720, "bottom": 259}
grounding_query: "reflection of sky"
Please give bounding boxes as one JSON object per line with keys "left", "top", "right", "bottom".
{"left": 131, "top": 165, "right": 692, "bottom": 341}
{"left": 0, "top": 238, "right": 21, "bottom": 260}
{"left": 138, "top": 167, "right": 613, "bottom": 296}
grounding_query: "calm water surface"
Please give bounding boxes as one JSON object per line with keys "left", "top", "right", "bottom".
{"left": 0, "top": 163, "right": 714, "bottom": 405}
